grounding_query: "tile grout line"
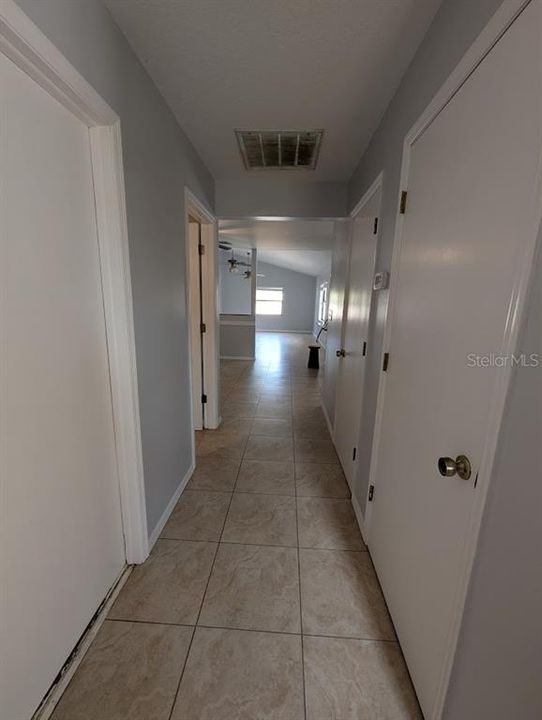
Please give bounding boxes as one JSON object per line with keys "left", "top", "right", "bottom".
{"left": 164, "top": 623, "right": 196, "bottom": 720}
{"left": 218, "top": 350, "right": 364, "bottom": 716}
{"left": 107, "top": 616, "right": 400, "bottom": 645}
{"left": 293, "top": 399, "right": 308, "bottom": 720}
{"left": 296, "top": 369, "right": 325, "bottom": 719}
{"left": 165, "top": 447, "right": 244, "bottom": 720}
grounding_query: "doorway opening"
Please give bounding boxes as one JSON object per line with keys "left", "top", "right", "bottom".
{"left": 185, "top": 189, "right": 219, "bottom": 432}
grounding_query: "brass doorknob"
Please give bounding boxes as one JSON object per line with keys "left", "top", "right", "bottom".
{"left": 438, "top": 455, "right": 472, "bottom": 481}
{"left": 336, "top": 349, "right": 345, "bottom": 358}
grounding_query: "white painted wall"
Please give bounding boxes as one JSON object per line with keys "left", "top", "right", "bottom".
{"left": 16, "top": 0, "right": 215, "bottom": 537}
{"left": 256, "top": 261, "right": 316, "bottom": 333}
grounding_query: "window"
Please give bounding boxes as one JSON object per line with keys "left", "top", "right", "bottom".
{"left": 256, "top": 287, "right": 283, "bottom": 316}
{"left": 317, "top": 282, "right": 328, "bottom": 325}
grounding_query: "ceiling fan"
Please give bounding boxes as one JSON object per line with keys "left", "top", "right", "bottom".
{"left": 228, "top": 249, "right": 252, "bottom": 274}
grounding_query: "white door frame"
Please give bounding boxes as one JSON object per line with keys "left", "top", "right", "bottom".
{"left": 364, "top": 1, "right": 541, "bottom": 717}
{"left": 184, "top": 188, "right": 220, "bottom": 437}
{"left": 333, "top": 172, "right": 382, "bottom": 488}
{"left": 342, "top": 171, "right": 383, "bottom": 534}
{"left": 0, "top": 0, "right": 149, "bottom": 564}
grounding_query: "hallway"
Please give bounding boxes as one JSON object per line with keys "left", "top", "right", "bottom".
{"left": 50, "top": 333, "right": 420, "bottom": 719}
{"left": 4, "top": 1, "right": 541, "bottom": 717}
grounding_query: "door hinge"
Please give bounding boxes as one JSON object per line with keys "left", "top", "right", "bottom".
{"left": 362, "top": 340, "right": 367, "bottom": 356}
{"left": 399, "top": 190, "right": 408, "bottom": 214}
{"left": 368, "top": 484, "right": 375, "bottom": 502}
{"left": 201, "top": 393, "right": 207, "bottom": 404}
{"left": 200, "top": 322, "right": 207, "bottom": 334}
{"left": 382, "top": 352, "right": 390, "bottom": 372}
{"left": 352, "top": 447, "right": 357, "bottom": 461}
{"left": 198, "top": 242, "right": 205, "bottom": 256}
{"left": 373, "top": 217, "right": 379, "bottom": 234}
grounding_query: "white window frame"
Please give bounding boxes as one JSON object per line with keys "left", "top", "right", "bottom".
{"left": 256, "top": 287, "right": 284, "bottom": 316}
{"left": 317, "top": 282, "right": 328, "bottom": 325}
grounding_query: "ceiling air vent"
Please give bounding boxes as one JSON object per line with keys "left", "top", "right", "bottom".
{"left": 235, "top": 130, "right": 323, "bottom": 170}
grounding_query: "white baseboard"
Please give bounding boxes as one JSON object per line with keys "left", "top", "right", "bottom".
{"left": 148, "top": 462, "right": 195, "bottom": 550}
{"left": 321, "top": 401, "right": 334, "bottom": 441}
{"left": 205, "top": 414, "right": 222, "bottom": 430}
{"left": 351, "top": 491, "right": 369, "bottom": 546}
{"left": 220, "top": 355, "right": 256, "bottom": 361}
{"left": 34, "top": 565, "right": 132, "bottom": 720}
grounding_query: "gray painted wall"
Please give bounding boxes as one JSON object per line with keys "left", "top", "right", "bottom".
{"left": 16, "top": 0, "right": 215, "bottom": 537}
{"left": 216, "top": 178, "right": 347, "bottom": 218}
{"left": 256, "top": 262, "right": 316, "bottom": 333}
{"left": 220, "top": 320, "right": 256, "bottom": 360}
{"left": 220, "top": 249, "right": 257, "bottom": 359}
{"left": 346, "top": 0, "right": 505, "bottom": 519}
{"left": 218, "top": 249, "right": 252, "bottom": 315}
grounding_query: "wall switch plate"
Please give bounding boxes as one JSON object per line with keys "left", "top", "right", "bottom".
{"left": 373, "top": 271, "right": 389, "bottom": 291}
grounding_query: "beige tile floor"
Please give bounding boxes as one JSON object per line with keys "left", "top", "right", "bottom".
{"left": 51, "top": 333, "right": 422, "bottom": 720}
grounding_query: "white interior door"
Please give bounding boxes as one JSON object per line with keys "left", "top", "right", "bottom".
{"left": 334, "top": 215, "right": 377, "bottom": 488}
{"left": 368, "top": 3, "right": 542, "bottom": 717}
{"left": 1, "top": 52, "right": 126, "bottom": 719}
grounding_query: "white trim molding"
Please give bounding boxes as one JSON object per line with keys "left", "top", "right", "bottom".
{"left": 148, "top": 462, "right": 195, "bottom": 550}
{"left": 321, "top": 400, "right": 335, "bottom": 441}
{"left": 0, "top": 0, "right": 149, "bottom": 565}
{"left": 350, "top": 492, "right": 368, "bottom": 546}
{"left": 90, "top": 124, "right": 148, "bottom": 564}
{"left": 363, "top": 2, "right": 539, "bottom": 718}
{"left": 0, "top": 1, "right": 116, "bottom": 127}
{"left": 331, "top": 170, "right": 383, "bottom": 504}
{"left": 184, "top": 187, "right": 220, "bottom": 433}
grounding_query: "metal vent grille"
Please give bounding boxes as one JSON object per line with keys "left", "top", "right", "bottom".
{"left": 235, "top": 130, "right": 323, "bottom": 170}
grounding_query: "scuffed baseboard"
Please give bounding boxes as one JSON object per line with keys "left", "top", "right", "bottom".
{"left": 34, "top": 565, "right": 132, "bottom": 720}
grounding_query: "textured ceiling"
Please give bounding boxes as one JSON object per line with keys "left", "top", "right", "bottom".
{"left": 219, "top": 218, "right": 334, "bottom": 276}
{"left": 104, "top": 0, "right": 442, "bottom": 181}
